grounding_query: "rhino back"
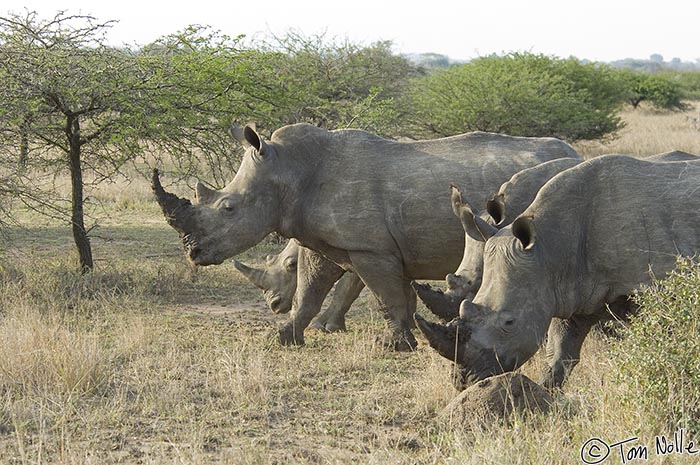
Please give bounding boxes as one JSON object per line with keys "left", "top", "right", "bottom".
{"left": 497, "top": 157, "right": 583, "bottom": 224}
{"left": 522, "top": 155, "right": 700, "bottom": 314}
{"left": 277, "top": 126, "right": 578, "bottom": 278}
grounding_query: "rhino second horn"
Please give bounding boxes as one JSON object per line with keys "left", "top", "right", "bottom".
{"left": 459, "top": 298, "right": 482, "bottom": 321}
{"left": 411, "top": 281, "right": 461, "bottom": 322}
{"left": 233, "top": 259, "right": 268, "bottom": 290}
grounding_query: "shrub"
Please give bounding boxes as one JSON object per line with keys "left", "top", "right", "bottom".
{"left": 612, "top": 257, "right": 700, "bottom": 431}
{"left": 404, "top": 52, "right": 624, "bottom": 141}
{"left": 617, "top": 69, "right": 688, "bottom": 110}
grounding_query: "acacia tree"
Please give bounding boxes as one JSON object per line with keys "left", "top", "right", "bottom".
{"left": 405, "top": 52, "right": 625, "bottom": 141}
{"left": 617, "top": 69, "right": 688, "bottom": 110}
{"left": 0, "top": 11, "right": 245, "bottom": 271}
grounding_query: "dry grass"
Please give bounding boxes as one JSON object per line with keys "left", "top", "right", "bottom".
{"left": 574, "top": 101, "right": 700, "bottom": 158}
{"left": 1, "top": 106, "right": 700, "bottom": 464}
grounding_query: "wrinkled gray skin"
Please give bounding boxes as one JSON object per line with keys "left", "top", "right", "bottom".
{"left": 415, "top": 154, "right": 700, "bottom": 389}
{"left": 416, "top": 150, "right": 698, "bottom": 321}
{"left": 234, "top": 238, "right": 365, "bottom": 332}
{"left": 153, "top": 123, "right": 579, "bottom": 350}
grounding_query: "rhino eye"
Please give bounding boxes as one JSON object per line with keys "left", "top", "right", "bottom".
{"left": 504, "top": 319, "right": 515, "bottom": 326}
{"left": 219, "top": 201, "right": 235, "bottom": 213}
{"left": 284, "top": 258, "right": 297, "bottom": 272}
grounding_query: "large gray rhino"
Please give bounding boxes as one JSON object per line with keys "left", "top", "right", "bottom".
{"left": 153, "top": 123, "right": 579, "bottom": 350}
{"left": 415, "top": 154, "right": 700, "bottom": 388}
{"left": 233, "top": 239, "right": 365, "bottom": 333}
{"left": 414, "top": 150, "right": 698, "bottom": 321}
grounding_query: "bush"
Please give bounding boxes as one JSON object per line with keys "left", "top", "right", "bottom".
{"left": 404, "top": 52, "right": 624, "bottom": 141}
{"left": 657, "top": 70, "right": 700, "bottom": 101}
{"left": 612, "top": 257, "right": 700, "bottom": 431}
{"left": 617, "top": 69, "right": 688, "bottom": 110}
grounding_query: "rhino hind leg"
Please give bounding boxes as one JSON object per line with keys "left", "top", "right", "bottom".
{"left": 350, "top": 253, "right": 418, "bottom": 352}
{"left": 310, "top": 273, "right": 365, "bottom": 333}
{"left": 539, "top": 315, "right": 599, "bottom": 389}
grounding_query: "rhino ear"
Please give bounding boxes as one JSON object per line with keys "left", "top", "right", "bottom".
{"left": 451, "top": 185, "right": 497, "bottom": 242}
{"left": 230, "top": 122, "right": 251, "bottom": 147}
{"left": 486, "top": 194, "right": 506, "bottom": 226}
{"left": 243, "top": 124, "right": 270, "bottom": 157}
{"left": 512, "top": 215, "right": 536, "bottom": 250}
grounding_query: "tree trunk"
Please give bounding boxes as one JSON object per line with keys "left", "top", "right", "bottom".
{"left": 18, "top": 114, "right": 30, "bottom": 171}
{"left": 66, "top": 115, "right": 93, "bottom": 273}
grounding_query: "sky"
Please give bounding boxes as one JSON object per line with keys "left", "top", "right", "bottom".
{"left": 9, "top": 0, "right": 700, "bottom": 63}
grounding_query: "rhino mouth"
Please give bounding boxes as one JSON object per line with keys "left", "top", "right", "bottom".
{"left": 182, "top": 234, "right": 225, "bottom": 266}
{"left": 414, "top": 311, "right": 515, "bottom": 390}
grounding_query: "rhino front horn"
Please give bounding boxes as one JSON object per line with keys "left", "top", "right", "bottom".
{"left": 233, "top": 259, "right": 268, "bottom": 290}
{"left": 151, "top": 169, "right": 195, "bottom": 234}
{"left": 414, "top": 312, "right": 468, "bottom": 364}
{"left": 411, "top": 281, "right": 461, "bottom": 322}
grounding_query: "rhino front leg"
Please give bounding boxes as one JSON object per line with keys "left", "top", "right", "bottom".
{"left": 310, "top": 272, "right": 365, "bottom": 332}
{"left": 278, "top": 248, "right": 344, "bottom": 346}
{"left": 539, "top": 315, "right": 599, "bottom": 389}
{"left": 349, "top": 252, "right": 417, "bottom": 351}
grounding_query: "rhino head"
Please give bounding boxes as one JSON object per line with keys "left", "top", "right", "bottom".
{"left": 233, "top": 239, "right": 299, "bottom": 314}
{"left": 415, "top": 215, "right": 553, "bottom": 390}
{"left": 413, "top": 186, "right": 500, "bottom": 321}
{"left": 152, "top": 124, "right": 282, "bottom": 266}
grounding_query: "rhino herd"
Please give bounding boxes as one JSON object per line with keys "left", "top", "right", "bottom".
{"left": 153, "top": 122, "right": 700, "bottom": 391}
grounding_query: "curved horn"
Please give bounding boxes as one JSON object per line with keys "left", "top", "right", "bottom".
{"left": 233, "top": 260, "right": 269, "bottom": 290}
{"left": 414, "top": 312, "right": 469, "bottom": 364}
{"left": 151, "top": 169, "right": 195, "bottom": 234}
{"left": 451, "top": 186, "right": 498, "bottom": 242}
{"left": 411, "top": 281, "right": 460, "bottom": 322}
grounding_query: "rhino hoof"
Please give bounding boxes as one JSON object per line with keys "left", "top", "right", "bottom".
{"left": 308, "top": 321, "right": 326, "bottom": 332}
{"left": 278, "top": 324, "right": 305, "bottom": 346}
{"left": 324, "top": 321, "right": 347, "bottom": 333}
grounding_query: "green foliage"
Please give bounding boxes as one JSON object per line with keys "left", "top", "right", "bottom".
{"left": 657, "top": 70, "right": 700, "bottom": 100}
{"left": 248, "top": 33, "right": 418, "bottom": 137}
{"left": 405, "top": 52, "right": 624, "bottom": 141}
{"left": 617, "top": 69, "right": 688, "bottom": 110}
{"left": 612, "top": 257, "right": 700, "bottom": 431}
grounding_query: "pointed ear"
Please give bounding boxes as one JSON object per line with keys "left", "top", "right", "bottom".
{"left": 486, "top": 194, "right": 506, "bottom": 226}
{"left": 230, "top": 122, "right": 250, "bottom": 147}
{"left": 451, "top": 185, "right": 497, "bottom": 242}
{"left": 512, "top": 215, "right": 536, "bottom": 250}
{"left": 243, "top": 124, "right": 269, "bottom": 156}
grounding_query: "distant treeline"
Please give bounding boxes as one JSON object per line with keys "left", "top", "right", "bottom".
{"left": 406, "top": 52, "right": 700, "bottom": 72}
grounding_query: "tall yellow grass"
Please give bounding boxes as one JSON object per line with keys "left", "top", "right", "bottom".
{"left": 2, "top": 105, "right": 700, "bottom": 463}
{"left": 575, "top": 102, "right": 700, "bottom": 158}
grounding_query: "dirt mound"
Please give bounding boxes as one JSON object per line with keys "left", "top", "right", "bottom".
{"left": 440, "top": 372, "right": 552, "bottom": 426}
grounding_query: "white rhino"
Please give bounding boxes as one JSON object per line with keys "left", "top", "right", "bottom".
{"left": 415, "top": 154, "right": 700, "bottom": 388}
{"left": 414, "top": 150, "right": 698, "bottom": 321}
{"left": 234, "top": 239, "right": 365, "bottom": 335}
{"left": 153, "top": 123, "right": 579, "bottom": 350}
